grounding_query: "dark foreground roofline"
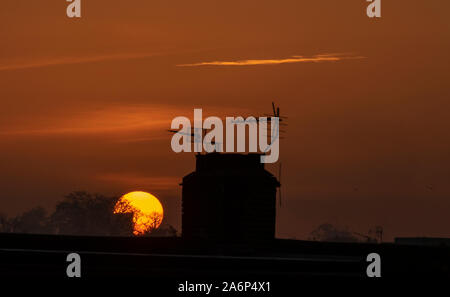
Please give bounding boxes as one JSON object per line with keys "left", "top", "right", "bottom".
{"left": 1, "top": 233, "right": 449, "bottom": 279}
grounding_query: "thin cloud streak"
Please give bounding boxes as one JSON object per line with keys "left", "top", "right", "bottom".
{"left": 0, "top": 52, "right": 161, "bottom": 71}
{"left": 177, "top": 54, "right": 365, "bottom": 67}
{"left": 0, "top": 104, "right": 251, "bottom": 137}
{"left": 0, "top": 105, "right": 180, "bottom": 136}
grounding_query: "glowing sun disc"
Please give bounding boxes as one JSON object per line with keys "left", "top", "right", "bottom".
{"left": 114, "top": 191, "right": 164, "bottom": 235}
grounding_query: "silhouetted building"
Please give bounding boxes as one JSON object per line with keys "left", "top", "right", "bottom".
{"left": 181, "top": 153, "right": 280, "bottom": 241}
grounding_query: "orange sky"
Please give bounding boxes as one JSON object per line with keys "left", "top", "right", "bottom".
{"left": 1, "top": 0, "right": 449, "bottom": 241}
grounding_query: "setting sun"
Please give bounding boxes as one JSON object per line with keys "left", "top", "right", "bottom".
{"left": 114, "top": 191, "right": 164, "bottom": 236}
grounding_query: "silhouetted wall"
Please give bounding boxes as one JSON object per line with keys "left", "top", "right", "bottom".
{"left": 182, "top": 153, "right": 280, "bottom": 241}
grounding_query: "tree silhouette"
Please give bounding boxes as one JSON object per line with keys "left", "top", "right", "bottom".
{"left": 50, "top": 191, "right": 133, "bottom": 236}
{"left": 9, "top": 207, "right": 51, "bottom": 234}
{"left": 114, "top": 199, "right": 165, "bottom": 236}
{"left": 0, "top": 191, "right": 177, "bottom": 237}
{"left": 0, "top": 213, "right": 11, "bottom": 233}
{"left": 308, "top": 223, "right": 359, "bottom": 243}
{"left": 147, "top": 223, "right": 177, "bottom": 237}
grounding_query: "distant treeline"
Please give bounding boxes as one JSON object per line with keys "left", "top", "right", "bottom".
{"left": 0, "top": 191, "right": 177, "bottom": 237}
{"left": 0, "top": 192, "right": 377, "bottom": 242}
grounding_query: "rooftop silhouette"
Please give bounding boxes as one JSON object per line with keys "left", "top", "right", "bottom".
{"left": 182, "top": 153, "right": 280, "bottom": 241}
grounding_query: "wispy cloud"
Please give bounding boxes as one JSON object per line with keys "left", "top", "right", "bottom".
{"left": 177, "top": 53, "right": 365, "bottom": 67}
{"left": 0, "top": 105, "right": 180, "bottom": 136}
{"left": 0, "top": 52, "right": 160, "bottom": 71}
{"left": 0, "top": 104, "right": 250, "bottom": 137}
